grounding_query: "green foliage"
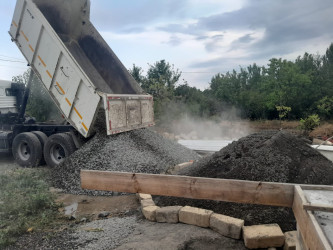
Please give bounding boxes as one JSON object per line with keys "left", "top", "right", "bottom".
{"left": 0, "top": 169, "right": 58, "bottom": 248}
{"left": 316, "top": 96, "right": 333, "bottom": 119}
{"left": 129, "top": 60, "right": 183, "bottom": 121}
{"left": 141, "top": 60, "right": 181, "bottom": 100}
{"left": 299, "top": 114, "right": 320, "bottom": 131}
{"left": 128, "top": 64, "right": 144, "bottom": 85}
{"left": 12, "top": 69, "right": 62, "bottom": 122}
{"left": 130, "top": 43, "right": 333, "bottom": 122}
{"left": 276, "top": 106, "right": 292, "bottom": 120}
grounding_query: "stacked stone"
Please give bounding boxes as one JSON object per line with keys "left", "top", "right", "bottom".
{"left": 138, "top": 193, "right": 298, "bottom": 249}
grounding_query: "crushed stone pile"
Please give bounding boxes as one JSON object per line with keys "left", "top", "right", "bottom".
{"left": 155, "top": 131, "right": 333, "bottom": 231}
{"left": 50, "top": 128, "right": 199, "bottom": 195}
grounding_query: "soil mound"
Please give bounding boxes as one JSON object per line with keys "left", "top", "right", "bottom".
{"left": 155, "top": 131, "right": 333, "bottom": 231}
{"left": 51, "top": 128, "right": 199, "bottom": 195}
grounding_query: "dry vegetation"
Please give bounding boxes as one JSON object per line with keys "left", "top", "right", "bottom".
{"left": 310, "top": 122, "right": 333, "bottom": 139}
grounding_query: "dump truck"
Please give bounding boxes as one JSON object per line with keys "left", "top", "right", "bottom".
{"left": 0, "top": 0, "right": 154, "bottom": 167}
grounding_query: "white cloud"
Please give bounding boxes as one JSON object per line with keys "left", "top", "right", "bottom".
{"left": 0, "top": 0, "right": 332, "bottom": 90}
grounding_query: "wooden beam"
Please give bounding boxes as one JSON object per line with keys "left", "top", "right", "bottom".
{"left": 80, "top": 170, "right": 295, "bottom": 207}
{"left": 303, "top": 203, "right": 333, "bottom": 213}
{"left": 292, "top": 186, "right": 332, "bottom": 250}
{"left": 300, "top": 185, "right": 333, "bottom": 191}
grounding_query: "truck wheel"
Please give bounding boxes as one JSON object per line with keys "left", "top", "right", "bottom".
{"left": 44, "top": 133, "right": 76, "bottom": 167}
{"left": 32, "top": 131, "right": 48, "bottom": 166}
{"left": 12, "top": 132, "right": 43, "bottom": 167}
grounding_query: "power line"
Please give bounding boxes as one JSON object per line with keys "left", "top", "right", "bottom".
{"left": 0, "top": 58, "right": 26, "bottom": 63}
{"left": 0, "top": 54, "right": 25, "bottom": 60}
{"left": 182, "top": 72, "right": 216, "bottom": 73}
{"left": 0, "top": 64, "right": 28, "bottom": 70}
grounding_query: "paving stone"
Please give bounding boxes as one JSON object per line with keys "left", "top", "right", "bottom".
{"left": 284, "top": 231, "right": 297, "bottom": 250}
{"left": 142, "top": 206, "right": 159, "bottom": 221}
{"left": 137, "top": 193, "right": 152, "bottom": 200}
{"left": 156, "top": 206, "right": 182, "bottom": 223}
{"left": 210, "top": 213, "right": 244, "bottom": 239}
{"left": 243, "top": 224, "right": 285, "bottom": 249}
{"left": 141, "top": 199, "right": 155, "bottom": 208}
{"left": 179, "top": 206, "right": 213, "bottom": 228}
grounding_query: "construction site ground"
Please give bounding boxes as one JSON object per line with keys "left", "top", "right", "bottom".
{"left": 2, "top": 168, "right": 246, "bottom": 249}
{"left": 2, "top": 121, "right": 333, "bottom": 249}
{"left": 1, "top": 149, "right": 246, "bottom": 249}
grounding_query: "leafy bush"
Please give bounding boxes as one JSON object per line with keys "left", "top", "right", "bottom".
{"left": 299, "top": 114, "right": 320, "bottom": 131}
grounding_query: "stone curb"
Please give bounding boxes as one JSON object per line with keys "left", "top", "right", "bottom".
{"left": 137, "top": 193, "right": 292, "bottom": 248}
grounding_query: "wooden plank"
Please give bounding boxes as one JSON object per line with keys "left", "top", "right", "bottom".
{"left": 300, "top": 185, "right": 333, "bottom": 191}
{"left": 292, "top": 186, "right": 332, "bottom": 250}
{"left": 303, "top": 203, "right": 333, "bottom": 213}
{"left": 80, "top": 170, "right": 295, "bottom": 207}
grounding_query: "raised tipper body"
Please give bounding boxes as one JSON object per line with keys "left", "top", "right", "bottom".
{"left": 9, "top": 0, "right": 154, "bottom": 138}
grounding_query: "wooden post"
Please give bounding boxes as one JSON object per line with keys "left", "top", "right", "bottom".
{"left": 292, "top": 186, "right": 332, "bottom": 250}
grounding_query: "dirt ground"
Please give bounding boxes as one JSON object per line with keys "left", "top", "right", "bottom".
{"left": 3, "top": 122, "right": 333, "bottom": 249}
{"left": 7, "top": 193, "right": 246, "bottom": 250}
{"left": 56, "top": 193, "right": 140, "bottom": 220}
{"left": 2, "top": 154, "right": 246, "bottom": 249}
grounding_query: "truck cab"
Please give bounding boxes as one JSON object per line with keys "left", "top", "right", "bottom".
{"left": 0, "top": 80, "right": 18, "bottom": 115}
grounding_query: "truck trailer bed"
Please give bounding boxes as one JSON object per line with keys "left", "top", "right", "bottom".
{"left": 9, "top": 0, "right": 154, "bottom": 137}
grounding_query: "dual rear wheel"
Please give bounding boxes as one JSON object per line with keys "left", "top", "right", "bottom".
{"left": 12, "top": 132, "right": 76, "bottom": 167}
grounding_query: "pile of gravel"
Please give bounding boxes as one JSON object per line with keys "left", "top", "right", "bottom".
{"left": 51, "top": 128, "right": 199, "bottom": 195}
{"left": 155, "top": 131, "right": 333, "bottom": 231}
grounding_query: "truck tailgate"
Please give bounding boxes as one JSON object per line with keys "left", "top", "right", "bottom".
{"left": 103, "top": 94, "right": 154, "bottom": 135}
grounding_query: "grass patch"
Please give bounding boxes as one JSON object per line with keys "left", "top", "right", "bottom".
{"left": 0, "top": 169, "right": 59, "bottom": 248}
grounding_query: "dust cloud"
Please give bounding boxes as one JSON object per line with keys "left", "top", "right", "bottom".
{"left": 161, "top": 106, "right": 251, "bottom": 140}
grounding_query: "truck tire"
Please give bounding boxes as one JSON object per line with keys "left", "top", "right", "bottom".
{"left": 44, "top": 133, "right": 76, "bottom": 167}
{"left": 12, "top": 132, "right": 43, "bottom": 167}
{"left": 32, "top": 131, "right": 48, "bottom": 166}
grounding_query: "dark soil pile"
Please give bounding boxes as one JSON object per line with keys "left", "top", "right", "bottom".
{"left": 50, "top": 128, "right": 199, "bottom": 195}
{"left": 155, "top": 131, "right": 333, "bottom": 231}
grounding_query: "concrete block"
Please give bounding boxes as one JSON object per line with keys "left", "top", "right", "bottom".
{"left": 284, "top": 231, "right": 297, "bottom": 250}
{"left": 243, "top": 224, "right": 285, "bottom": 249}
{"left": 136, "top": 193, "right": 152, "bottom": 200}
{"left": 156, "top": 206, "right": 182, "bottom": 223}
{"left": 142, "top": 206, "right": 159, "bottom": 222}
{"left": 141, "top": 199, "right": 155, "bottom": 208}
{"left": 179, "top": 206, "right": 213, "bottom": 228}
{"left": 209, "top": 213, "right": 244, "bottom": 239}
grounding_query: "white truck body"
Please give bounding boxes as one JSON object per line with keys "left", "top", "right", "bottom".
{"left": 0, "top": 80, "right": 17, "bottom": 114}
{"left": 9, "top": 0, "right": 154, "bottom": 138}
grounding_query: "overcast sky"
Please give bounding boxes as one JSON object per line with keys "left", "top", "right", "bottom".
{"left": 0, "top": 0, "right": 332, "bottom": 90}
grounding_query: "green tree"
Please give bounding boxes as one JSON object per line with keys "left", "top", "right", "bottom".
{"left": 316, "top": 96, "right": 333, "bottom": 119}
{"left": 142, "top": 60, "right": 181, "bottom": 99}
{"left": 12, "top": 69, "right": 61, "bottom": 122}
{"left": 128, "top": 64, "right": 144, "bottom": 85}
{"left": 129, "top": 60, "right": 182, "bottom": 121}
{"left": 128, "top": 43, "right": 333, "bottom": 122}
